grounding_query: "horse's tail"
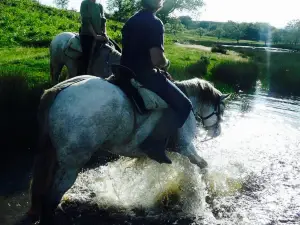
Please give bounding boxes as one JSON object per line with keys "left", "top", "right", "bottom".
{"left": 28, "top": 87, "right": 61, "bottom": 220}
{"left": 49, "top": 41, "right": 59, "bottom": 85}
{"left": 49, "top": 35, "right": 65, "bottom": 85}
{"left": 50, "top": 45, "right": 55, "bottom": 83}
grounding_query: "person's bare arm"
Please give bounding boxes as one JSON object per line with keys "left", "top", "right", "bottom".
{"left": 87, "top": 23, "right": 106, "bottom": 41}
{"left": 148, "top": 20, "right": 170, "bottom": 70}
{"left": 80, "top": 2, "right": 106, "bottom": 41}
{"left": 150, "top": 47, "right": 169, "bottom": 69}
{"left": 86, "top": 23, "right": 97, "bottom": 37}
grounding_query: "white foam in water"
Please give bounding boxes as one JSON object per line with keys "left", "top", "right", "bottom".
{"left": 64, "top": 150, "right": 208, "bottom": 217}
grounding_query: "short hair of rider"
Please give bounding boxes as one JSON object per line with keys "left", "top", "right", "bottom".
{"left": 141, "top": 0, "right": 158, "bottom": 10}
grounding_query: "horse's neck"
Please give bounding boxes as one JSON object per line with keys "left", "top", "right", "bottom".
{"left": 188, "top": 96, "right": 201, "bottom": 112}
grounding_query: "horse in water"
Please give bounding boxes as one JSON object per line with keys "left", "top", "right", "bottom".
{"left": 27, "top": 73, "right": 230, "bottom": 224}
{"left": 49, "top": 32, "right": 121, "bottom": 84}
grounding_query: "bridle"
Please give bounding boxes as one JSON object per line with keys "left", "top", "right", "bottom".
{"left": 197, "top": 96, "right": 225, "bottom": 127}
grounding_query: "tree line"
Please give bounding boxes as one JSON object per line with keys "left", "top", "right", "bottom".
{"left": 106, "top": 0, "right": 300, "bottom": 46}
{"left": 47, "top": 0, "right": 300, "bottom": 46}
{"left": 178, "top": 17, "right": 300, "bottom": 46}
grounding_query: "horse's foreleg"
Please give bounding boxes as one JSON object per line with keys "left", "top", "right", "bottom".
{"left": 174, "top": 113, "right": 208, "bottom": 169}
{"left": 178, "top": 142, "right": 208, "bottom": 169}
{"left": 39, "top": 145, "right": 95, "bottom": 225}
{"left": 40, "top": 165, "right": 79, "bottom": 225}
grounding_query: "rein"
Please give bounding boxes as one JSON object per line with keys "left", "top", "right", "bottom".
{"left": 199, "top": 97, "right": 224, "bottom": 122}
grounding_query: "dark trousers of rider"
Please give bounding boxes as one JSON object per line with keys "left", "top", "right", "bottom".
{"left": 135, "top": 69, "right": 193, "bottom": 128}
{"left": 79, "top": 34, "right": 95, "bottom": 74}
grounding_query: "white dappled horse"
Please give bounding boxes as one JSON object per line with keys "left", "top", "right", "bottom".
{"left": 49, "top": 32, "right": 121, "bottom": 84}
{"left": 27, "top": 73, "right": 229, "bottom": 224}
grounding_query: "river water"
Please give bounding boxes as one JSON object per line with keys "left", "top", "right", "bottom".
{"left": 1, "top": 83, "right": 300, "bottom": 225}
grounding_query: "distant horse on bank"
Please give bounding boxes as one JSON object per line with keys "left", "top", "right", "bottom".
{"left": 49, "top": 32, "right": 121, "bottom": 84}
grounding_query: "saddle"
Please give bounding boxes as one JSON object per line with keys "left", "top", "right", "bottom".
{"left": 107, "top": 64, "right": 168, "bottom": 114}
{"left": 64, "top": 34, "right": 82, "bottom": 59}
{"left": 64, "top": 33, "right": 121, "bottom": 60}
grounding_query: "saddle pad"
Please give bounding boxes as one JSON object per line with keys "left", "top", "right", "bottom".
{"left": 68, "top": 35, "right": 82, "bottom": 52}
{"left": 130, "top": 79, "right": 168, "bottom": 110}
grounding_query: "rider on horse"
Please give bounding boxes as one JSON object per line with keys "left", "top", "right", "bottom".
{"left": 79, "top": 0, "right": 108, "bottom": 74}
{"left": 120, "top": 0, "right": 193, "bottom": 164}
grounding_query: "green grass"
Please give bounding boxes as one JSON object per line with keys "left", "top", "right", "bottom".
{"left": 0, "top": 0, "right": 122, "bottom": 47}
{"left": 0, "top": 47, "right": 51, "bottom": 155}
{"left": 166, "top": 43, "right": 254, "bottom": 93}
{"left": 0, "top": 47, "right": 50, "bottom": 84}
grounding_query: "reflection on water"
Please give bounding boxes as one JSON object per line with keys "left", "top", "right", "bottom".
{"left": 221, "top": 45, "right": 296, "bottom": 53}
{"left": 1, "top": 85, "right": 300, "bottom": 225}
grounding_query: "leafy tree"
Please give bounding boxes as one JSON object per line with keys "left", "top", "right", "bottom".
{"left": 179, "top": 16, "right": 193, "bottom": 29}
{"left": 165, "top": 17, "right": 185, "bottom": 35}
{"left": 285, "top": 20, "right": 300, "bottom": 45}
{"left": 196, "top": 27, "right": 205, "bottom": 37}
{"left": 224, "top": 21, "right": 245, "bottom": 43}
{"left": 272, "top": 29, "right": 284, "bottom": 44}
{"left": 214, "top": 26, "right": 225, "bottom": 39}
{"left": 256, "top": 23, "right": 272, "bottom": 45}
{"left": 53, "top": 0, "right": 69, "bottom": 9}
{"left": 107, "top": 0, "right": 140, "bottom": 22}
{"left": 243, "top": 23, "right": 260, "bottom": 41}
{"left": 157, "top": 0, "right": 204, "bottom": 23}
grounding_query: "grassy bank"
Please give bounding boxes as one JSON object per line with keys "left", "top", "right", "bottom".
{"left": 0, "top": 0, "right": 122, "bottom": 47}
{"left": 0, "top": 47, "right": 51, "bottom": 164}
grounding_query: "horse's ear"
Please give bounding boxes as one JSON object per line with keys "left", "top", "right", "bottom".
{"left": 221, "top": 94, "right": 230, "bottom": 101}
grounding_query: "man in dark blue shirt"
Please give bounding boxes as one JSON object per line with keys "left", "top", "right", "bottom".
{"left": 121, "top": 0, "right": 193, "bottom": 164}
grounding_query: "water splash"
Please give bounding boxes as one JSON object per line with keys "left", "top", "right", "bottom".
{"left": 63, "top": 153, "right": 209, "bottom": 217}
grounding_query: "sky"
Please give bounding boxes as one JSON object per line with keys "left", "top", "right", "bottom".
{"left": 39, "top": 0, "right": 300, "bottom": 28}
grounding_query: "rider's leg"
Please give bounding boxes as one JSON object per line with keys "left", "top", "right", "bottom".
{"left": 137, "top": 70, "right": 193, "bottom": 164}
{"left": 137, "top": 69, "right": 193, "bottom": 127}
{"left": 79, "top": 34, "right": 94, "bottom": 74}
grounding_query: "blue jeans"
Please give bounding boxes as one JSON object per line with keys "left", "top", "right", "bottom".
{"left": 135, "top": 69, "right": 193, "bottom": 128}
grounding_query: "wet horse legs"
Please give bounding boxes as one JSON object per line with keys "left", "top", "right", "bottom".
{"left": 39, "top": 165, "right": 79, "bottom": 225}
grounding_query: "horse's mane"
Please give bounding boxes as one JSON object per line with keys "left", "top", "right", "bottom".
{"left": 175, "top": 78, "right": 222, "bottom": 104}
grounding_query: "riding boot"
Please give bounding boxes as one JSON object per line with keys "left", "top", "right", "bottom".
{"left": 139, "top": 107, "right": 181, "bottom": 164}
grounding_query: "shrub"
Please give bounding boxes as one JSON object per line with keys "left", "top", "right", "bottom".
{"left": 269, "top": 64, "right": 300, "bottom": 95}
{"left": 210, "top": 60, "right": 259, "bottom": 90}
{"left": 211, "top": 45, "right": 227, "bottom": 54}
{"left": 187, "top": 56, "right": 210, "bottom": 77}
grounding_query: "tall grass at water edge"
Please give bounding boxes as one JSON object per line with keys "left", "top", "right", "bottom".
{"left": 230, "top": 48, "right": 300, "bottom": 95}
{"left": 166, "top": 44, "right": 258, "bottom": 93}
